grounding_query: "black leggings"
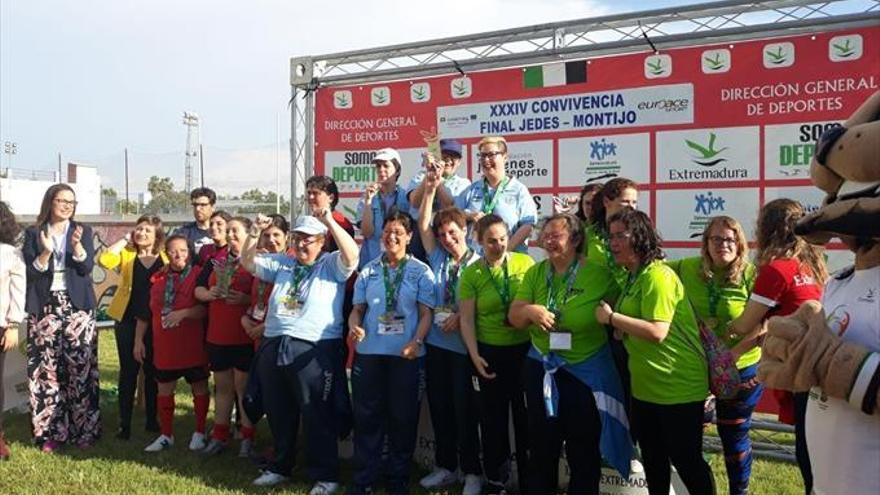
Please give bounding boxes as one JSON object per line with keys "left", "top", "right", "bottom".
{"left": 633, "top": 398, "right": 715, "bottom": 495}
{"left": 115, "top": 319, "right": 157, "bottom": 430}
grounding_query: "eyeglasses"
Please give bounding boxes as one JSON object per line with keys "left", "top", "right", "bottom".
{"left": 478, "top": 151, "right": 504, "bottom": 161}
{"left": 53, "top": 198, "right": 78, "bottom": 207}
{"left": 292, "top": 234, "right": 320, "bottom": 246}
{"left": 608, "top": 231, "right": 632, "bottom": 242}
{"left": 191, "top": 202, "right": 212, "bottom": 208}
{"left": 709, "top": 236, "right": 737, "bottom": 246}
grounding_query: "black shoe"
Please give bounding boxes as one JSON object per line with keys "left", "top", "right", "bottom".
{"left": 145, "top": 421, "right": 160, "bottom": 433}
{"left": 115, "top": 427, "right": 131, "bottom": 440}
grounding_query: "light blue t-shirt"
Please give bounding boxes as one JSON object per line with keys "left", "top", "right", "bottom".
{"left": 426, "top": 246, "right": 480, "bottom": 354}
{"left": 355, "top": 185, "right": 411, "bottom": 269}
{"left": 455, "top": 176, "right": 537, "bottom": 253}
{"left": 405, "top": 170, "right": 471, "bottom": 216}
{"left": 353, "top": 255, "right": 435, "bottom": 357}
{"left": 254, "top": 251, "right": 354, "bottom": 341}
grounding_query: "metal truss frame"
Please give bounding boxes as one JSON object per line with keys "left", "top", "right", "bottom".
{"left": 289, "top": 0, "right": 879, "bottom": 218}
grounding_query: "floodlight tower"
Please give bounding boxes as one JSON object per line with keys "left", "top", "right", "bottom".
{"left": 182, "top": 112, "right": 200, "bottom": 192}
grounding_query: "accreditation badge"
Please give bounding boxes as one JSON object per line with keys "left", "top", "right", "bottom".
{"left": 278, "top": 296, "right": 303, "bottom": 317}
{"left": 52, "top": 270, "right": 65, "bottom": 288}
{"left": 378, "top": 312, "right": 405, "bottom": 335}
{"left": 549, "top": 329, "right": 573, "bottom": 351}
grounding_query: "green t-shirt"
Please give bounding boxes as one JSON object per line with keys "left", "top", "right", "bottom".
{"left": 667, "top": 257, "right": 760, "bottom": 369}
{"left": 514, "top": 259, "right": 618, "bottom": 364}
{"left": 459, "top": 252, "right": 534, "bottom": 346}
{"left": 584, "top": 224, "right": 628, "bottom": 290}
{"left": 617, "top": 260, "right": 708, "bottom": 404}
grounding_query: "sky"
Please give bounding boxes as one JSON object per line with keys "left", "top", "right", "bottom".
{"left": 0, "top": 0, "right": 707, "bottom": 197}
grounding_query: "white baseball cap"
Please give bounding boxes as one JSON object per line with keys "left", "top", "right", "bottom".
{"left": 293, "top": 215, "right": 328, "bottom": 236}
{"left": 372, "top": 147, "right": 401, "bottom": 164}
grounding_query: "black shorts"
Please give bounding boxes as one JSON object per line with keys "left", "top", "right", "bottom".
{"left": 207, "top": 343, "right": 254, "bottom": 372}
{"left": 155, "top": 366, "right": 210, "bottom": 384}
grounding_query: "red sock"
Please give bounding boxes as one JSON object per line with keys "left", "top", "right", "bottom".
{"left": 212, "top": 423, "right": 230, "bottom": 442}
{"left": 193, "top": 394, "right": 209, "bottom": 434}
{"left": 158, "top": 395, "right": 175, "bottom": 437}
{"left": 240, "top": 425, "right": 255, "bottom": 440}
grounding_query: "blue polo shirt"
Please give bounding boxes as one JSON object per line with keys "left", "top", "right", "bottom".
{"left": 455, "top": 176, "right": 537, "bottom": 253}
{"left": 353, "top": 255, "right": 435, "bottom": 357}
{"left": 355, "top": 185, "right": 411, "bottom": 269}
{"left": 426, "top": 246, "right": 480, "bottom": 354}
{"left": 254, "top": 251, "right": 354, "bottom": 341}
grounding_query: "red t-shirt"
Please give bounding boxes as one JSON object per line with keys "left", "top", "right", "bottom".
{"left": 752, "top": 258, "right": 823, "bottom": 318}
{"left": 198, "top": 243, "right": 228, "bottom": 267}
{"left": 198, "top": 260, "right": 255, "bottom": 346}
{"left": 147, "top": 266, "right": 208, "bottom": 370}
{"left": 752, "top": 258, "right": 823, "bottom": 423}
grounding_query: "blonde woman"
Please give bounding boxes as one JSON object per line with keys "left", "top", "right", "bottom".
{"left": 667, "top": 216, "right": 758, "bottom": 495}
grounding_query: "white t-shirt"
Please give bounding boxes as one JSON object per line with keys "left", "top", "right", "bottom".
{"left": 807, "top": 264, "right": 880, "bottom": 495}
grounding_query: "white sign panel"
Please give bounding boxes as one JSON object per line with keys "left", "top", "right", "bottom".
{"left": 437, "top": 83, "right": 694, "bottom": 138}
{"left": 656, "top": 126, "right": 760, "bottom": 184}
{"left": 656, "top": 187, "right": 759, "bottom": 242}
{"left": 764, "top": 121, "right": 842, "bottom": 180}
{"left": 558, "top": 133, "right": 651, "bottom": 186}
{"left": 324, "top": 147, "right": 432, "bottom": 193}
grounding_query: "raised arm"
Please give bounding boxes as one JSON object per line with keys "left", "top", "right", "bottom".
{"left": 318, "top": 208, "right": 358, "bottom": 270}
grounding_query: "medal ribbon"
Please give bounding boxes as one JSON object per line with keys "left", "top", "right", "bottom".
{"left": 382, "top": 255, "right": 409, "bottom": 313}
{"left": 480, "top": 176, "right": 510, "bottom": 214}
{"left": 164, "top": 265, "right": 191, "bottom": 314}
{"left": 484, "top": 254, "right": 511, "bottom": 312}
{"left": 706, "top": 277, "right": 721, "bottom": 318}
{"left": 442, "top": 249, "right": 472, "bottom": 306}
{"left": 287, "top": 255, "right": 321, "bottom": 301}
{"left": 545, "top": 259, "right": 580, "bottom": 314}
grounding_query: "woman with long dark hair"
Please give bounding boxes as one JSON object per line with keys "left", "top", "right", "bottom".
{"left": 98, "top": 215, "right": 166, "bottom": 439}
{"left": 198, "top": 210, "right": 231, "bottom": 266}
{"left": 23, "top": 184, "right": 99, "bottom": 452}
{"left": 727, "top": 198, "right": 827, "bottom": 495}
{"left": 595, "top": 209, "right": 714, "bottom": 495}
{"left": 0, "top": 201, "right": 25, "bottom": 460}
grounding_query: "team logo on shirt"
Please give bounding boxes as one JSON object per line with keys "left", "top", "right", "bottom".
{"left": 826, "top": 305, "right": 851, "bottom": 337}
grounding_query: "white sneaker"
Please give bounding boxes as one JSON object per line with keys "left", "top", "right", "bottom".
{"left": 188, "top": 432, "right": 207, "bottom": 451}
{"left": 253, "top": 470, "right": 290, "bottom": 487}
{"left": 309, "top": 481, "right": 341, "bottom": 495}
{"left": 419, "top": 467, "right": 459, "bottom": 489}
{"left": 630, "top": 458, "right": 644, "bottom": 474}
{"left": 462, "top": 474, "right": 483, "bottom": 495}
{"left": 144, "top": 435, "right": 174, "bottom": 452}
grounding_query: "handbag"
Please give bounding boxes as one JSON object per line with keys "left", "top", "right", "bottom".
{"left": 693, "top": 317, "right": 742, "bottom": 400}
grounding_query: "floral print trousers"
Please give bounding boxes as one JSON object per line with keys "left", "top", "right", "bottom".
{"left": 27, "top": 291, "right": 101, "bottom": 446}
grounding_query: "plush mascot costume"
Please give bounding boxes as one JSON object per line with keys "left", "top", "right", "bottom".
{"left": 759, "top": 90, "right": 880, "bottom": 494}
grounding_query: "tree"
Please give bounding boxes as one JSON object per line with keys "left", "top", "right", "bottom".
{"left": 232, "top": 188, "right": 290, "bottom": 215}
{"left": 144, "top": 176, "right": 189, "bottom": 214}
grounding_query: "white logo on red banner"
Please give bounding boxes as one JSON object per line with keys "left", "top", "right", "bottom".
{"left": 763, "top": 42, "right": 795, "bottom": 68}
{"left": 371, "top": 87, "right": 391, "bottom": 107}
{"left": 701, "top": 49, "right": 731, "bottom": 74}
{"left": 334, "top": 90, "right": 353, "bottom": 110}
{"left": 829, "top": 34, "right": 862, "bottom": 62}
{"left": 410, "top": 82, "right": 431, "bottom": 103}
{"left": 451, "top": 77, "right": 472, "bottom": 99}
{"left": 644, "top": 54, "right": 672, "bottom": 79}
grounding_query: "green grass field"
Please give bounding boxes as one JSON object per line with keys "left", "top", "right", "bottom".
{"left": 0, "top": 329, "right": 804, "bottom": 494}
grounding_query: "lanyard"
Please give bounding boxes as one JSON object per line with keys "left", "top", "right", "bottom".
{"left": 545, "top": 259, "right": 580, "bottom": 313}
{"left": 378, "top": 186, "right": 400, "bottom": 221}
{"left": 481, "top": 176, "right": 510, "bottom": 214}
{"left": 442, "top": 249, "right": 472, "bottom": 306}
{"left": 255, "top": 281, "right": 271, "bottom": 307}
{"left": 382, "top": 255, "right": 409, "bottom": 313}
{"left": 484, "top": 253, "right": 511, "bottom": 310}
{"left": 597, "top": 229, "right": 616, "bottom": 270}
{"left": 287, "top": 256, "right": 320, "bottom": 301}
{"left": 706, "top": 277, "right": 721, "bottom": 318}
{"left": 164, "top": 265, "right": 191, "bottom": 313}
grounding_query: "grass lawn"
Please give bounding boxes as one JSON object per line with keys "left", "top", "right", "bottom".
{"left": 0, "top": 329, "right": 805, "bottom": 494}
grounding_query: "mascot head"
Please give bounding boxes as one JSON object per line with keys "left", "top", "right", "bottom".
{"left": 796, "top": 90, "right": 880, "bottom": 244}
